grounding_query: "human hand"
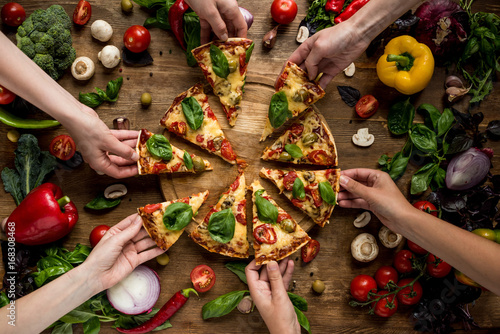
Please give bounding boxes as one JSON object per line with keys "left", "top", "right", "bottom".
{"left": 185, "top": 0, "right": 247, "bottom": 44}
{"left": 245, "top": 258, "right": 300, "bottom": 334}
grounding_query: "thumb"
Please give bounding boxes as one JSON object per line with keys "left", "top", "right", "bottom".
{"left": 106, "top": 137, "right": 139, "bottom": 162}
{"left": 266, "top": 261, "right": 288, "bottom": 302}
{"left": 339, "top": 175, "right": 371, "bottom": 198}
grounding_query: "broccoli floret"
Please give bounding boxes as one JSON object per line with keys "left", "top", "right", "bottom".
{"left": 16, "top": 36, "right": 36, "bottom": 59}
{"left": 55, "top": 48, "right": 75, "bottom": 72}
{"left": 33, "top": 54, "right": 58, "bottom": 80}
{"left": 46, "top": 5, "right": 71, "bottom": 30}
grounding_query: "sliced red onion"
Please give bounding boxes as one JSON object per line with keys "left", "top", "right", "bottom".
{"left": 239, "top": 7, "right": 253, "bottom": 30}
{"left": 107, "top": 265, "right": 160, "bottom": 315}
{"left": 446, "top": 148, "right": 490, "bottom": 191}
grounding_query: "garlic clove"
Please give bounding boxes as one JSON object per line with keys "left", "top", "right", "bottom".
{"left": 263, "top": 25, "right": 279, "bottom": 49}
{"left": 343, "top": 63, "right": 355, "bottom": 77}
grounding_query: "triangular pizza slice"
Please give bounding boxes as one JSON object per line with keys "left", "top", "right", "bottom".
{"left": 260, "top": 167, "right": 341, "bottom": 227}
{"left": 192, "top": 38, "right": 254, "bottom": 126}
{"left": 138, "top": 190, "right": 209, "bottom": 251}
{"left": 250, "top": 180, "right": 311, "bottom": 265}
{"left": 190, "top": 173, "right": 249, "bottom": 258}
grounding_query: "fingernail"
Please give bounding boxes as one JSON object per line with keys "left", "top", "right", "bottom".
{"left": 131, "top": 152, "right": 139, "bottom": 161}
{"left": 221, "top": 33, "right": 228, "bottom": 41}
{"left": 340, "top": 175, "right": 349, "bottom": 186}
{"left": 267, "top": 261, "right": 278, "bottom": 271}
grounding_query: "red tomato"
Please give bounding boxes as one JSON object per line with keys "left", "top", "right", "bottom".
{"left": 355, "top": 95, "right": 379, "bottom": 118}
{"left": 283, "top": 171, "right": 298, "bottom": 191}
{"left": 413, "top": 201, "right": 438, "bottom": 217}
{"left": 426, "top": 254, "right": 452, "bottom": 278}
{"left": 0, "top": 84, "right": 16, "bottom": 104}
{"left": 396, "top": 278, "right": 423, "bottom": 305}
{"left": 49, "top": 135, "right": 76, "bottom": 161}
{"left": 190, "top": 264, "right": 216, "bottom": 293}
{"left": 350, "top": 274, "right": 377, "bottom": 302}
{"left": 72, "top": 0, "right": 91, "bottom": 25}
{"left": 270, "top": 0, "right": 298, "bottom": 25}
{"left": 374, "top": 266, "right": 399, "bottom": 289}
{"left": 393, "top": 250, "right": 415, "bottom": 274}
{"left": 407, "top": 239, "right": 428, "bottom": 255}
{"left": 143, "top": 203, "right": 162, "bottom": 213}
{"left": 124, "top": 25, "right": 151, "bottom": 53}
{"left": 89, "top": 225, "right": 110, "bottom": 248}
{"left": 196, "top": 134, "right": 204, "bottom": 142}
{"left": 301, "top": 239, "right": 320, "bottom": 263}
{"left": 253, "top": 224, "right": 277, "bottom": 244}
{"left": 221, "top": 139, "right": 237, "bottom": 161}
{"left": 1, "top": 2, "right": 25, "bottom": 27}
{"left": 307, "top": 150, "right": 335, "bottom": 165}
{"left": 372, "top": 290, "right": 398, "bottom": 317}
{"left": 169, "top": 121, "right": 186, "bottom": 135}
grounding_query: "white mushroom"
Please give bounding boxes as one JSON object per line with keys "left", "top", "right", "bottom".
{"left": 343, "top": 62, "right": 355, "bottom": 77}
{"left": 91, "top": 20, "right": 113, "bottom": 42}
{"left": 104, "top": 184, "right": 127, "bottom": 199}
{"left": 296, "top": 26, "right": 309, "bottom": 43}
{"left": 1, "top": 218, "right": 7, "bottom": 232}
{"left": 353, "top": 211, "right": 371, "bottom": 228}
{"left": 351, "top": 233, "right": 379, "bottom": 262}
{"left": 98, "top": 45, "right": 121, "bottom": 68}
{"left": 352, "top": 128, "right": 374, "bottom": 147}
{"left": 71, "top": 56, "right": 95, "bottom": 80}
{"left": 379, "top": 226, "right": 403, "bottom": 248}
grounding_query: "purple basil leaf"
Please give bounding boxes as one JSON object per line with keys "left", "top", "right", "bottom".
{"left": 337, "top": 86, "right": 361, "bottom": 107}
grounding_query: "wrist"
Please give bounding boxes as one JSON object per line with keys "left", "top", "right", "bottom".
{"left": 68, "top": 261, "right": 103, "bottom": 296}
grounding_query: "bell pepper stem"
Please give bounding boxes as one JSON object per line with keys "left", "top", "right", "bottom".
{"left": 387, "top": 54, "right": 409, "bottom": 67}
{"left": 57, "top": 196, "right": 71, "bottom": 208}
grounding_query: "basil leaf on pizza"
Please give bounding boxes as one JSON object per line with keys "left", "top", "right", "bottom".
{"left": 255, "top": 190, "right": 278, "bottom": 224}
{"left": 183, "top": 151, "right": 193, "bottom": 170}
{"left": 269, "top": 91, "right": 291, "bottom": 128}
{"left": 319, "top": 181, "right": 336, "bottom": 205}
{"left": 245, "top": 42, "right": 254, "bottom": 63}
{"left": 146, "top": 134, "right": 173, "bottom": 160}
{"left": 285, "top": 144, "right": 304, "bottom": 158}
{"left": 208, "top": 208, "right": 236, "bottom": 243}
{"left": 163, "top": 202, "right": 193, "bottom": 230}
{"left": 181, "top": 96, "right": 204, "bottom": 130}
{"left": 210, "top": 44, "right": 229, "bottom": 79}
{"left": 292, "top": 177, "right": 305, "bottom": 200}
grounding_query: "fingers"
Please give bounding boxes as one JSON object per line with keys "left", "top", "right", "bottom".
{"left": 94, "top": 159, "right": 138, "bottom": 179}
{"left": 109, "top": 155, "right": 138, "bottom": 167}
{"left": 337, "top": 198, "right": 370, "bottom": 210}
{"left": 132, "top": 229, "right": 149, "bottom": 243}
{"left": 104, "top": 136, "right": 139, "bottom": 162}
{"left": 341, "top": 168, "right": 381, "bottom": 183}
{"left": 282, "top": 259, "right": 294, "bottom": 289}
{"left": 134, "top": 237, "right": 158, "bottom": 252}
{"left": 288, "top": 40, "right": 313, "bottom": 67}
{"left": 205, "top": 8, "right": 229, "bottom": 41}
{"left": 245, "top": 260, "right": 262, "bottom": 291}
{"left": 200, "top": 19, "right": 213, "bottom": 45}
{"left": 110, "top": 129, "right": 139, "bottom": 141}
{"left": 226, "top": 4, "right": 247, "bottom": 38}
{"left": 137, "top": 247, "right": 164, "bottom": 264}
{"left": 108, "top": 214, "right": 143, "bottom": 248}
{"left": 318, "top": 72, "right": 334, "bottom": 89}
{"left": 266, "top": 261, "right": 288, "bottom": 302}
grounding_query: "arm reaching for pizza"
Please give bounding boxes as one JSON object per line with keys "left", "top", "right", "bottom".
{"left": 338, "top": 169, "right": 500, "bottom": 296}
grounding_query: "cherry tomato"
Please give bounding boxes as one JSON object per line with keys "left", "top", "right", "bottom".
{"left": 301, "top": 239, "right": 320, "bottom": 263}
{"left": 283, "top": 171, "right": 298, "bottom": 191}
{"left": 49, "top": 135, "right": 76, "bottom": 161}
{"left": 350, "top": 274, "right": 377, "bottom": 302}
{"left": 1, "top": 2, "right": 25, "bottom": 27}
{"left": 143, "top": 203, "right": 162, "bottom": 213}
{"left": 407, "top": 239, "right": 427, "bottom": 255}
{"left": 190, "top": 264, "right": 216, "bottom": 293}
{"left": 413, "top": 201, "right": 438, "bottom": 217}
{"left": 372, "top": 290, "right": 398, "bottom": 317}
{"left": 221, "top": 139, "right": 237, "bottom": 161}
{"left": 73, "top": 0, "right": 91, "bottom": 25}
{"left": 254, "top": 224, "right": 277, "bottom": 244}
{"left": 270, "top": 0, "right": 298, "bottom": 25}
{"left": 393, "top": 250, "right": 415, "bottom": 274}
{"left": 426, "top": 254, "right": 452, "bottom": 278}
{"left": 124, "top": 25, "right": 151, "bottom": 53}
{"left": 307, "top": 150, "right": 335, "bottom": 165}
{"left": 0, "top": 84, "right": 16, "bottom": 104}
{"left": 374, "top": 266, "right": 399, "bottom": 289}
{"left": 355, "top": 95, "right": 379, "bottom": 118}
{"left": 89, "top": 225, "right": 110, "bottom": 248}
{"left": 396, "top": 278, "right": 423, "bottom": 305}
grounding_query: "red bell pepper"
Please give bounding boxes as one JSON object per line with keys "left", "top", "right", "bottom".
{"left": 7, "top": 183, "right": 78, "bottom": 245}
{"left": 334, "top": 0, "right": 370, "bottom": 24}
{"left": 168, "top": 0, "right": 189, "bottom": 50}
{"left": 325, "top": 0, "right": 346, "bottom": 14}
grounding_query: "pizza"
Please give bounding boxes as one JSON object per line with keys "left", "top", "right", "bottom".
{"left": 192, "top": 38, "right": 254, "bottom": 126}
{"left": 136, "top": 129, "right": 212, "bottom": 175}
{"left": 137, "top": 191, "right": 209, "bottom": 251}
{"left": 190, "top": 173, "right": 249, "bottom": 258}
{"left": 160, "top": 83, "right": 238, "bottom": 164}
{"left": 260, "top": 167, "right": 341, "bottom": 227}
{"left": 250, "top": 180, "right": 311, "bottom": 265}
{"left": 261, "top": 61, "right": 325, "bottom": 141}
{"left": 261, "top": 108, "right": 338, "bottom": 166}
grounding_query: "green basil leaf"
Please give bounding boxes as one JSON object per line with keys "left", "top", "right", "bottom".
{"left": 52, "top": 322, "right": 73, "bottom": 334}
{"left": 64, "top": 244, "right": 91, "bottom": 264}
{"left": 285, "top": 144, "right": 304, "bottom": 158}
{"left": 163, "top": 202, "right": 193, "bottom": 230}
{"left": 184, "top": 12, "right": 201, "bottom": 67}
{"left": 210, "top": 44, "right": 229, "bottom": 79}
{"left": 105, "top": 77, "right": 123, "bottom": 101}
{"left": 83, "top": 316, "right": 100, "bottom": 334}
{"left": 431, "top": 167, "right": 446, "bottom": 190}
{"left": 0, "top": 291, "right": 10, "bottom": 308}
{"left": 245, "top": 42, "right": 254, "bottom": 63}
{"left": 437, "top": 108, "right": 454, "bottom": 137}
{"left": 319, "top": 181, "right": 336, "bottom": 205}
{"left": 255, "top": 189, "right": 265, "bottom": 197}
{"left": 146, "top": 134, "right": 173, "bottom": 160}
{"left": 152, "top": 320, "right": 172, "bottom": 331}
{"left": 288, "top": 292, "right": 308, "bottom": 311}
{"left": 225, "top": 261, "right": 248, "bottom": 284}
{"left": 183, "top": 151, "right": 193, "bottom": 170}
{"left": 409, "top": 124, "right": 438, "bottom": 153}
{"left": 388, "top": 152, "right": 410, "bottom": 180}
{"left": 387, "top": 98, "right": 415, "bottom": 135}
{"left": 294, "top": 306, "right": 311, "bottom": 334}
{"left": 202, "top": 290, "right": 248, "bottom": 319}
{"left": 417, "top": 103, "right": 441, "bottom": 131}
{"left": 131, "top": 0, "right": 166, "bottom": 9}
{"left": 292, "top": 177, "right": 305, "bottom": 200}
{"left": 269, "top": 91, "right": 291, "bottom": 128}
{"left": 34, "top": 266, "right": 69, "bottom": 287}
{"left": 60, "top": 307, "right": 97, "bottom": 324}
{"left": 378, "top": 154, "right": 389, "bottom": 167}
{"left": 410, "top": 163, "right": 439, "bottom": 195}
{"left": 79, "top": 92, "right": 103, "bottom": 108}
{"left": 85, "top": 193, "right": 121, "bottom": 210}
{"left": 208, "top": 208, "right": 236, "bottom": 243}
{"left": 255, "top": 192, "right": 278, "bottom": 224}
{"left": 181, "top": 96, "right": 204, "bottom": 130}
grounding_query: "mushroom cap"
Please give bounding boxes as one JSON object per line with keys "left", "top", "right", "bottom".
{"left": 351, "top": 233, "right": 379, "bottom": 262}
{"left": 379, "top": 226, "right": 403, "bottom": 248}
{"left": 353, "top": 211, "right": 371, "bottom": 228}
{"left": 98, "top": 45, "right": 121, "bottom": 68}
{"left": 104, "top": 184, "right": 127, "bottom": 199}
{"left": 352, "top": 128, "right": 375, "bottom": 147}
{"left": 91, "top": 20, "right": 113, "bottom": 42}
{"left": 71, "top": 57, "right": 95, "bottom": 80}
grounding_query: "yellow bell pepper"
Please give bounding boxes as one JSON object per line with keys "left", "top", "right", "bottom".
{"left": 376, "top": 35, "right": 435, "bottom": 95}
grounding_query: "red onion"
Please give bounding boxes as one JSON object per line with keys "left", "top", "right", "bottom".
{"left": 239, "top": 7, "right": 253, "bottom": 29}
{"left": 446, "top": 148, "right": 490, "bottom": 191}
{"left": 107, "top": 265, "right": 161, "bottom": 315}
{"left": 414, "top": 0, "right": 468, "bottom": 62}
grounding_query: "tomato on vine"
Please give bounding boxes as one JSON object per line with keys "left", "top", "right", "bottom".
{"left": 396, "top": 278, "right": 423, "bottom": 305}
{"left": 394, "top": 250, "right": 415, "bottom": 274}
{"left": 374, "top": 266, "right": 399, "bottom": 289}
{"left": 413, "top": 200, "right": 438, "bottom": 217}
{"left": 350, "top": 274, "right": 377, "bottom": 302}
{"left": 407, "top": 239, "right": 427, "bottom": 255}
{"left": 426, "top": 254, "right": 452, "bottom": 278}
{"left": 371, "top": 290, "right": 398, "bottom": 317}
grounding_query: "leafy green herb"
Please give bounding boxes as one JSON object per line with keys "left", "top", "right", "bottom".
{"left": 409, "top": 124, "right": 438, "bottom": 153}
{"left": 437, "top": 108, "right": 455, "bottom": 137}
{"left": 255, "top": 190, "right": 278, "bottom": 224}
{"left": 319, "top": 181, "right": 336, "bottom": 205}
{"left": 85, "top": 193, "right": 121, "bottom": 211}
{"left": 183, "top": 151, "right": 193, "bottom": 170}
{"left": 131, "top": 0, "right": 166, "bottom": 9}
{"left": 0, "top": 291, "right": 10, "bottom": 308}
{"left": 292, "top": 177, "right": 305, "bottom": 200}
{"left": 411, "top": 163, "right": 439, "bottom": 195}
{"left": 184, "top": 11, "right": 201, "bottom": 67}
{"left": 294, "top": 306, "right": 311, "bottom": 334}
{"left": 210, "top": 44, "right": 229, "bottom": 79}
{"left": 245, "top": 42, "right": 255, "bottom": 63}
{"left": 202, "top": 290, "right": 249, "bottom": 319}
{"left": 163, "top": 202, "right": 193, "bottom": 230}
{"left": 417, "top": 103, "right": 441, "bottom": 131}
{"left": 269, "top": 91, "right": 291, "bottom": 128}
{"left": 288, "top": 292, "right": 308, "bottom": 311}
{"left": 181, "top": 96, "right": 204, "bottom": 130}
{"left": 208, "top": 208, "right": 236, "bottom": 243}
{"left": 388, "top": 98, "right": 415, "bottom": 135}
{"left": 82, "top": 316, "right": 100, "bottom": 334}
{"left": 79, "top": 77, "right": 123, "bottom": 108}
{"left": 304, "top": 0, "right": 335, "bottom": 34}
{"left": 285, "top": 144, "right": 304, "bottom": 158}
{"left": 146, "top": 134, "right": 173, "bottom": 160}
{"left": 225, "top": 261, "right": 248, "bottom": 284}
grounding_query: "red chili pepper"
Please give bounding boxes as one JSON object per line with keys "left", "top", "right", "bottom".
{"left": 334, "top": 0, "right": 370, "bottom": 24}
{"left": 325, "top": 0, "right": 346, "bottom": 14}
{"left": 116, "top": 288, "right": 198, "bottom": 333}
{"left": 168, "top": 0, "right": 189, "bottom": 50}
{"left": 7, "top": 183, "right": 78, "bottom": 245}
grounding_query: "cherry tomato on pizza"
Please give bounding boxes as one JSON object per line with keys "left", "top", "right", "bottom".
{"left": 393, "top": 250, "right": 415, "bottom": 274}
{"left": 89, "top": 225, "right": 110, "bottom": 248}
{"left": 73, "top": 0, "right": 91, "bottom": 25}
{"left": 254, "top": 224, "right": 277, "bottom": 244}
{"left": 372, "top": 290, "right": 398, "bottom": 317}
{"left": 350, "top": 274, "right": 377, "bottom": 302}
{"left": 190, "top": 264, "right": 216, "bottom": 293}
{"left": 270, "top": 0, "right": 298, "bottom": 25}
{"left": 283, "top": 171, "right": 298, "bottom": 191}
{"left": 301, "top": 239, "right": 320, "bottom": 263}
{"left": 413, "top": 201, "right": 438, "bottom": 217}
{"left": 355, "top": 95, "right": 379, "bottom": 118}
{"left": 374, "top": 266, "right": 399, "bottom": 289}
{"left": 0, "top": 84, "right": 16, "bottom": 104}
{"left": 396, "top": 278, "right": 423, "bottom": 305}
{"left": 426, "top": 254, "right": 452, "bottom": 278}
{"left": 49, "top": 135, "right": 76, "bottom": 161}
{"left": 407, "top": 239, "right": 427, "bottom": 255}
{"left": 1, "top": 2, "right": 25, "bottom": 27}
{"left": 123, "top": 25, "right": 151, "bottom": 53}
{"left": 221, "top": 139, "right": 237, "bottom": 161}
{"left": 307, "top": 150, "right": 334, "bottom": 165}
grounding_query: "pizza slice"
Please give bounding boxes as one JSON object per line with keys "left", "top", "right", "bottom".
{"left": 261, "top": 61, "right": 325, "bottom": 141}
{"left": 136, "top": 129, "right": 212, "bottom": 175}
{"left": 261, "top": 108, "right": 338, "bottom": 166}
{"left": 192, "top": 38, "right": 254, "bottom": 126}
{"left": 250, "top": 180, "right": 311, "bottom": 265}
{"left": 260, "top": 167, "right": 340, "bottom": 227}
{"left": 138, "top": 190, "right": 209, "bottom": 251}
{"left": 190, "top": 173, "right": 249, "bottom": 258}
{"left": 160, "top": 83, "right": 238, "bottom": 164}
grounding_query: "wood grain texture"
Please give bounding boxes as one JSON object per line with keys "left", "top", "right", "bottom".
{"left": 0, "top": 0, "right": 499, "bottom": 333}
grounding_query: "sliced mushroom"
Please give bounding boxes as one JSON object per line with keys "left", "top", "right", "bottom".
{"left": 91, "top": 20, "right": 113, "bottom": 42}
{"left": 343, "top": 62, "right": 355, "bottom": 77}
{"left": 113, "top": 117, "right": 130, "bottom": 130}
{"left": 378, "top": 226, "right": 403, "bottom": 248}
{"left": 296, "top": 25, "right": 309, "bottom": 43}
{"left": 71, "top": 57, "right": 95, "bottom": 80}
{"left": 351, "top": 233, "right": 379, "bottom": 262}
{"left": 352, "top": 128, "right": 374, "bottom": 147}
{"left": 104, "top": 184, "right": 127, "bottom": 199}
{"left": 237, "top": 296, "right": 254, "bottom": 314}
{"left": 353, "top": 211, "right": 371, "bottom": 228}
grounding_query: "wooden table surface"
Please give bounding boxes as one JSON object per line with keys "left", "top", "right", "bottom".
{"left": 1, "top": 0, "right": 500, "bottom": 333}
